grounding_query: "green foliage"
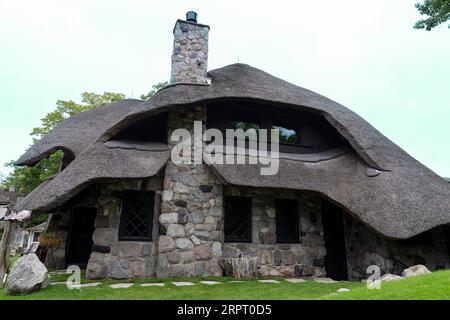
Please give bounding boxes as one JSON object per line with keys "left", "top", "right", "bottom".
{"left": 30, "top": 92, "right": 126, "bottom": 139}
{"left": 140, "top": 81, "right": 168, "bottom": 101}
{"left": 414, "top": 0, "right": 450, "bottom": 30}
{"left": 2, "top": 152, "right": 63, "bottom": 197}
{"left": 1, "top": 92, "right": 126, "bottom": 227}
{"left": 1, "top": 86, "right": 163, "bottom": 228}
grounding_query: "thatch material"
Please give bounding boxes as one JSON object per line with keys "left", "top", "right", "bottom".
{"left": 210, "top": 152, "right": 450, "bottom": 239}
{"left": 15, "top": 63, "right": 450, "bottom": 239}
{"left": 16, "top": 99, "right": 143, "bottom": 166}
{"left": 16, "top": 143, "right": 169, "bottom": 212}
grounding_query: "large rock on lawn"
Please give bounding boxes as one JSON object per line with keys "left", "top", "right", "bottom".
{"left": 380, "top": 274, "right": 404, "bottom": 283}
{"left": 401, "top": 264, "right": 431, "bottom": 278}
{"left": 5, "top": 254, "right": 50, "bottom": 295}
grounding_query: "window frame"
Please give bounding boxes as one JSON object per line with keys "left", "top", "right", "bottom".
{"left": 224, "top": 196, "right": 252, "bottom": 243}
{"left": 207, "top": 102, "right": 343, "bottom": 154}
{"left": 118, "top": 190, "right": 154, "bottom": 242}
{"left": 275, "top": 199, "right": 301, "bottom": 244}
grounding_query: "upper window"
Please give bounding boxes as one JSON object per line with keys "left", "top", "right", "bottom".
{"left": 276, "top": 199, "right": 300, "bottom": 243}
{"left": 224, "top": 196, "right": 252, "bottom": 243}
{"left": 272, "top": 125, "right": 299, "bottom": 144}
{"left": 207, "top": 102, "right": 344, "bottom": 154}
{"left": 119, "top": 191, "right": 154, "bottom": 241}
{"left": 113, "top": 113, "right": 167, "bottom": 143}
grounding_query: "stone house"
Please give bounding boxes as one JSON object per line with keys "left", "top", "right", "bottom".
{"left": 15, "top": 13, "right": 450, "bottom": 280}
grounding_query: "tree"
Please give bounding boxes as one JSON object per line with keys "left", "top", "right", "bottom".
{"left": 1, "top": 87, "right": 163, "bottom": 227}
{"left": 140, "top": 81, "right": 168, "bottom": 101}
{"left": 414, "top": 0, "right": 450, "bottom": 30}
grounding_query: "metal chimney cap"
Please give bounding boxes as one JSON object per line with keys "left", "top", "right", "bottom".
{"left": 186, "top": 11, "right": 198, "bottom": 23}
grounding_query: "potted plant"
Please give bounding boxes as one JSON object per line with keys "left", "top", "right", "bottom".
{"left": 38, "top": 232, "right": 62, "bottom": 248}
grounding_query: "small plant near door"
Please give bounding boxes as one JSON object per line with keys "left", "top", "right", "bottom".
{"left": 38, "top": 232, "right": 62, "bottom": 248}
{"left": 37, "top": 232, "right": 62, "bottom": 263}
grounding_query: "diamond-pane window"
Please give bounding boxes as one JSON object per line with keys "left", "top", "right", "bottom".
{"left": 119, "top": 191, "right": 154, "bottom": 241}
{"left": 276, "top": 199, "right": 300, "bottom": 243}
{"left": 224, "top": 196, "right": 252, "bottom": 243}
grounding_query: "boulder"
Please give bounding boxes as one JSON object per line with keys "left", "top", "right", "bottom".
{"left": 6, "top": 254, "right": 50, "bottom": 295}
{"left": 402, "top": 264, "right": 431, "bottom": 278}
{"left": 380, "top": 273, "right": 404, "bottom": 283}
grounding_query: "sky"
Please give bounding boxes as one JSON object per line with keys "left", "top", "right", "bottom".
{"left": 0, "top": 0, "right": 449, "bottom": 178}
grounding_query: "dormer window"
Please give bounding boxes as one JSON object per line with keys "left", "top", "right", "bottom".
{"left": 207, "top": 101, "right": 345, "bottom": 154}
{"left": 112, "top": 112, "right": 168, "bottom": 143}
{"left": 273, "top": 125, "right": 298, "bottom": 144}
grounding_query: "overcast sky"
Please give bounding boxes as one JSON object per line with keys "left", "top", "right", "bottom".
{"left": 0, "top": 0, "right": 449, "bottom": 178}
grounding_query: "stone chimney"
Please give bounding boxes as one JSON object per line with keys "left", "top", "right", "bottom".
{"left": 170, "top": 11, "right": 210, "bottom": 84}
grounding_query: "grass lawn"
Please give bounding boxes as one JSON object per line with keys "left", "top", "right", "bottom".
{"left": 0, "top": 270, "right": 449, "bottom": 300}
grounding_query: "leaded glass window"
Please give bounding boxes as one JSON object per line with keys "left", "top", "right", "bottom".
{"left": 224, "top": 196, "right": 252, "bottom": 242}
{"left": 119, "top": 191, "right": 154, "bottom": 241}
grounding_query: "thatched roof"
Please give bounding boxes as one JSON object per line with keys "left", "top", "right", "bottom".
{"left": 16, "top": 142, "right": 168, "bottom": 212}
{"left": 16, "top": 64, "right": 450, "bottom": 239}
{"left": 16, "top": 99, "right": 143, "bottom": 166}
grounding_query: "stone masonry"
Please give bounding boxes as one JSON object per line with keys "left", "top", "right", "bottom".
{"left": 85, "top": 178, "right": 163, "bottom": 279}
{"left": 157, "top": 106, "right": 223, "bottom": 277}
{"left": 170, "top": 19, "right": 210, "bottom": 84}
{"left": 344, "top": 216, "right": 450, "bottom": 280}
{"left": 223, "top": 187, "right": 327, "bottom": 278}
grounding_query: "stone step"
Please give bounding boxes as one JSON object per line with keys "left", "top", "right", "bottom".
{"left": 200, "top": 281, "right": 220, "bottom": 285}
{"left": 110, "top": 283, "right": 134, "bottom": 289}
{"left": 285, "top": 278, "right": 306, "bottom": 283}
{"left": 141, "top": 283, "right": 165, "bottom": 287}
{"left": 258, "top": 279, "right": 280, "bottom": 283}
{"left": 172, "top": 281, "right": 195, "bottom": 287}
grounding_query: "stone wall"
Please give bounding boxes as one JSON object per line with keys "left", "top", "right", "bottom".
{"left": 157, "top": 106, "right": 223, "bottom": 277}
{"left": 85, "top": 178, "right": 163, "bottom": 279}
{"left": 223, "top": 187, "right": 326, "bottom": 278}
{"left": 344, "top": 216, "right": 450, "bottom": 279}
{"left": 170, "top": 20, "right": 209, "bottom": 84}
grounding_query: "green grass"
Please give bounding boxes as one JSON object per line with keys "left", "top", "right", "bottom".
{"left": 328, "top": 270, "right": 450, "bottom": 300}
{"left": 1, "top": 270, "right": 449, "bottom": 300}
{"left": 6, "top": 255, "right": 18, "bottom": 273}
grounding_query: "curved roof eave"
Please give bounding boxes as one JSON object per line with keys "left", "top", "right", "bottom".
{"left": 16, "top": 143, "right": 169, "bottom": 213}
{"left": 16, "top": 99, "right": 144, "bottom": 166}
{"left": 208, "top": 152, "right": 450, "bottom": 239}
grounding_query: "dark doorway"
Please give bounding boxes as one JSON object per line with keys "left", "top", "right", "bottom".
{"left": 66, "top": 207, "right": 97, "bottom": 267}
{"left": 445, "top": 226, "right": 450, "bottom": 263}
{"left": 322, "top": 201, "right": 348, "bottom": 280}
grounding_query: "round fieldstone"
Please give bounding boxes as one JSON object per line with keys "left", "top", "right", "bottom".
{"left": 167, "top": 224, "right": 186, "bottom": 238}
{"left": 160, "top": 213, "right": 178, "bottom": 224}
{"left": 175, "top": 238, "right": 194, "bottom": 251}
{"left": 167, "top": 251, "right": 182, "bottom": 264}
{"left": 212, "top": 242, "right": 222, "bottom": 257}
{"left": 159, "top": 235, "right": 175, "bottom": 253}
{"left": 178, "top": 209, "right": 189, "bottom": 224}
{"left": 192, "top": 210, "right": 204, "bottom": 224}
{"left": 194, "top": 245, "right": 213, "bottom": 261}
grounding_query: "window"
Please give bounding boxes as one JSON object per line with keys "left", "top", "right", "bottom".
{"left": 119, "top": 191, "right": 154, "bottom": 241}
{"left": 32, "top": 232, "right": 41, "bottom": 242}
{"left": 224, "top": 196, "right": 252, "bottom": 242}
{"left": 276, "top": 199, "right": 300, "bottom": 243}
{"left": 272, "top": 125, "right": 299, "bottom": 144}
{"left": 207, "top": 102, "right": 345, "bottom": 154}
{"left": 113, "top": 113, "right": 167, "bottom": 143}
